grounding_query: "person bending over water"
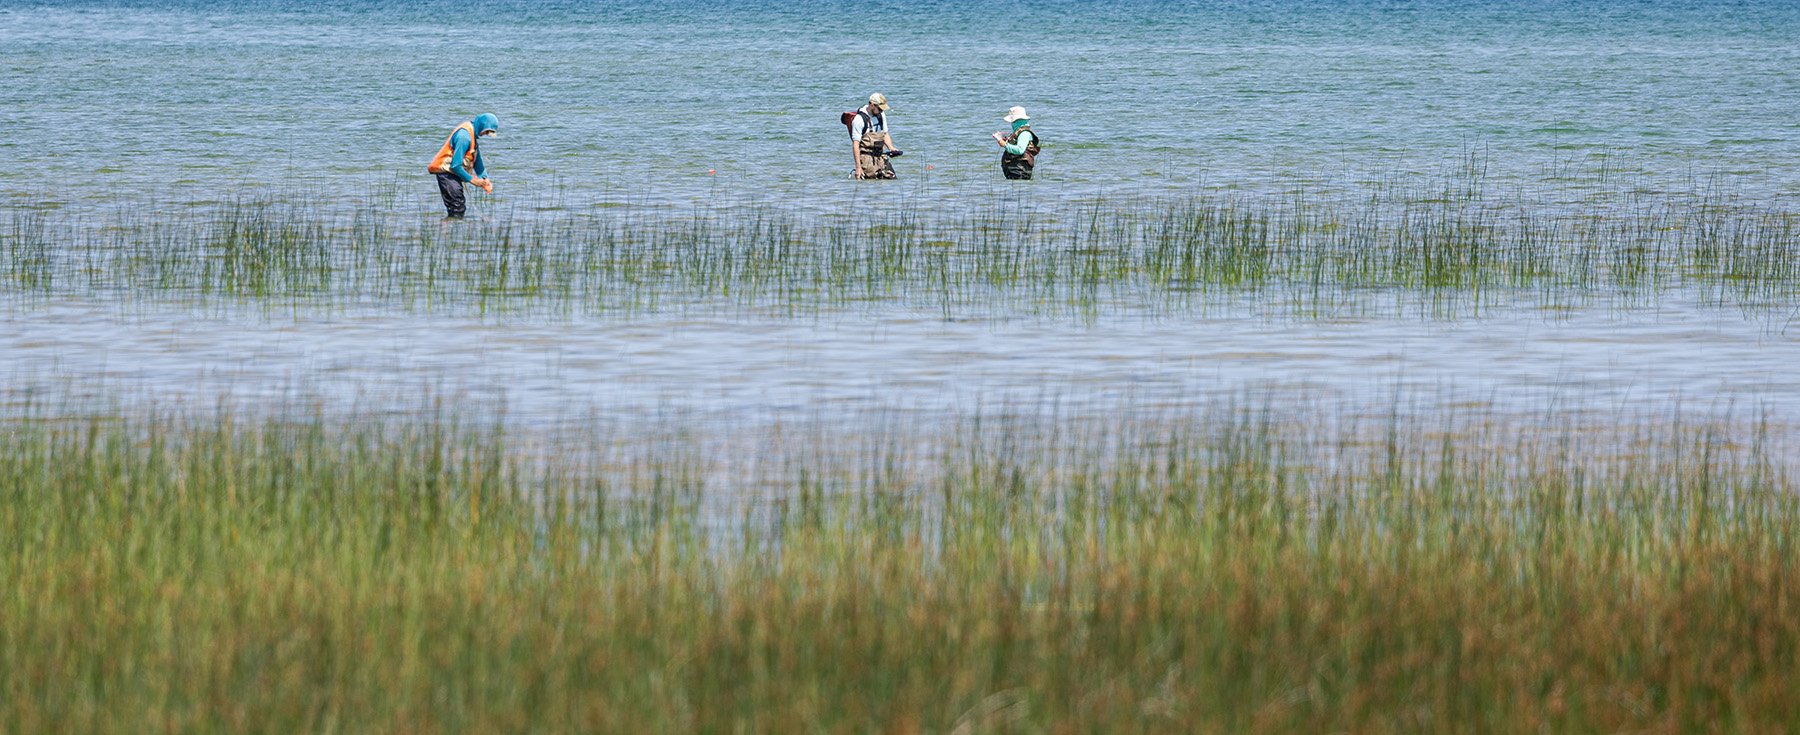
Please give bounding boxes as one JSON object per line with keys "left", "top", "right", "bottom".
{"left": 427, "top": 113, "right": 499, "bottom": 218}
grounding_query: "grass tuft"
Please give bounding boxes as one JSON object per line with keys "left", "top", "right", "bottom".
{"left": 7, "top": 178, "right": 1800, "bottom": 319}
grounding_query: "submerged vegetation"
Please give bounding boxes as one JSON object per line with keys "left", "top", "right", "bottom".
{"left": 1, "top": 402, "right": 1796, "bottom": 732}
{"left": 5, "top": 178, "right": 1800, "bottom": 318}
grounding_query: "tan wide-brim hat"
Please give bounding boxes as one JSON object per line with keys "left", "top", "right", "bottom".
{"left": 1003, "top": 106, "right": 1029, "bottom": 123}
{"left": 869, "top": 93, "right": 890, "bottom": 111}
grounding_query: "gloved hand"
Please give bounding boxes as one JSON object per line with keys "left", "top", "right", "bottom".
{"left": 472, "top": 177, "right": 493, "bottom": 193}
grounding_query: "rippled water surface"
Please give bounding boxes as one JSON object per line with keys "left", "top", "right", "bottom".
{"left": 4, "top": 0, "right": 1800, "bottom": 423}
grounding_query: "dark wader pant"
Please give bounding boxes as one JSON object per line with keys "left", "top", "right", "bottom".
{"left": 1002, "top": 159, "right": 1034, "bottom": 180}
{"left": 436, "top": 172, "right": 467, "bottom": 218}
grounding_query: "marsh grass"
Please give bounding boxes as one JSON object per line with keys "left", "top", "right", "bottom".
{"left": 6, "top": 178, "right": 1800, "bottom": 319}
{"left": 2, "top": 401, "right": 1797, "bottom": 732}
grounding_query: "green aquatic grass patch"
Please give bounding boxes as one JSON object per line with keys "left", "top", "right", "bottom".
{"left": 6, "top": 178, "right": 1800, "bottom": 319}
{"left": 1, "top": 403, "right": 1796, "bottom": 732}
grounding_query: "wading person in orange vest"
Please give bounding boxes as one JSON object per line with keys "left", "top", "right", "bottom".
{"left": 427, "top": 113, "right": 499, "bottom": 218}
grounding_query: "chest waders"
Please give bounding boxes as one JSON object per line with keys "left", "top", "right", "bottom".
{"left": 855, "top": 110, "right": 896, "bottom": 179}
{"left": 1001, "top": 125, "right": 1040, "bottom": 180}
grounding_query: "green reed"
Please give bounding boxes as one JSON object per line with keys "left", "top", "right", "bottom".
{"left": 6, "top": 181, "right": 1800, "bottom": 318}
{"left": 0, "top": 401, "right": 1795, "bottom": 733}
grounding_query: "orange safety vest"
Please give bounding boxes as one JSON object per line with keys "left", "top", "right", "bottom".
{"left": 427, "top": 121, "right": 479, "bottom": 175}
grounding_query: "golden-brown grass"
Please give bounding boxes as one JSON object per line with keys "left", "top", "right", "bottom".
{"left": 0, "top": 406, "right": 1795, "bottom": 733}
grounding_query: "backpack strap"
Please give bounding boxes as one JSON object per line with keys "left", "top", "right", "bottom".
{"left": 847, "top": 107, "right": 886, "bottom": 140}
{"left": 1005, "top": 125, "right": 1041, "bottom": 165}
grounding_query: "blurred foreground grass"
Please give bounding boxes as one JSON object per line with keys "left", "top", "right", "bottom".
{"left": 1, "top": 404, "right": 1795, "bottom": 733}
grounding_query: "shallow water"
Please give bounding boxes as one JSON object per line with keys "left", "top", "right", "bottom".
{"left": 5, "top": 0, "right": 1800, "bottom": 424}
{"left": 9, "top": 0, "right": 1800, "bottom": 213}
{"left": 5, "top": 296, "right": 1795, "bottom": 428}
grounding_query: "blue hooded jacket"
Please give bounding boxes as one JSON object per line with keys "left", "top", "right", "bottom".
{"left": 443, "top": 113, "right": 500, "bottom": 182}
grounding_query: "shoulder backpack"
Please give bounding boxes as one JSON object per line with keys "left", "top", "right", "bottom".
{"left": 840, "top": 109, "right": 877, "bottom": 138}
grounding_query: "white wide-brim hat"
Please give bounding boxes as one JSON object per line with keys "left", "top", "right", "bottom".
{"left": 1003, "top": 106, "right": 1029, "bottom": 123}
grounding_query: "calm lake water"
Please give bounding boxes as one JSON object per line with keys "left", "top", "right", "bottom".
{"left": 4, "top": 0, "right": 1800, "bottom": 424}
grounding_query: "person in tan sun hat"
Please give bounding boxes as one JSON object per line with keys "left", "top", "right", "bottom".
{"left": 847, "top": 93, "right": 902, "bottom": 180}
{"left": 990, "top": 106, "right": 1041, "bottom": 180}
